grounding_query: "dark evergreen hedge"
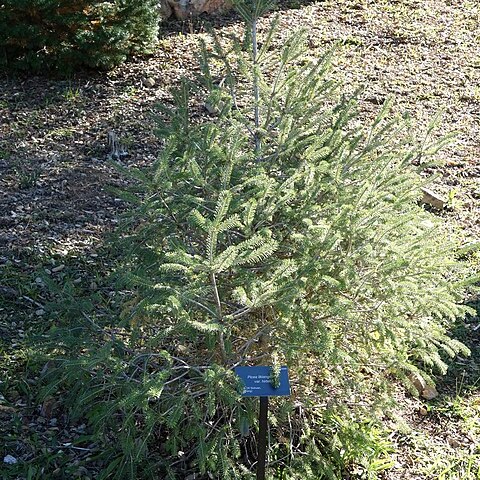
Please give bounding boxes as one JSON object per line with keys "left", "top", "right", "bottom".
{"left": 0, "top": 0, "right": 160, "bottom": 73}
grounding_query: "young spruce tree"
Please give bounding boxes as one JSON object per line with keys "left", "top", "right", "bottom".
{"left": 51, "top": 1, "right": 474, "bottom": 478}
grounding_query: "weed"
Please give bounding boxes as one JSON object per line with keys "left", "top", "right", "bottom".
{"left": 47, "top": 126, "right": 75, "bottom": 139}
{"left": 62, "top": 86, "right": 81, "bottom": 102}
{"left": 122, "top": 85, "right": 139, "bottom": 98}
{"left": 447, "top": 188, "right": 460, "bottom": 209}
{"left": 12, "top": 160, "right": 41, "bottom": 189}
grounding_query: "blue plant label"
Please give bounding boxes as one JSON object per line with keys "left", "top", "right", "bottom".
{"left": 235, "top": 366, "right": 290, "bottom": 397}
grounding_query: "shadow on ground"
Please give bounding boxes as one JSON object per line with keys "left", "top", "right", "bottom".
{"left": 440, "top": 296, "right": 480, "bottom": 394}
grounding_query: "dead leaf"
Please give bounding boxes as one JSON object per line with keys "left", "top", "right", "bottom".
{"left": 40, "top": 396, "right": 57, "bottom": 419}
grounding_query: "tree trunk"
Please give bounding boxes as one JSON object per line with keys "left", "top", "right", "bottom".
{"left": 160, "top": 0, "right": 233, "bottom": 20}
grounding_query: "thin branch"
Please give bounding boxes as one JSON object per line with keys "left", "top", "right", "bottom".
{"left": 252, "top": 16, "right": 261, "bottom": 157}
{"left": 211, "top": 272, "right": 228, "bottom": 363}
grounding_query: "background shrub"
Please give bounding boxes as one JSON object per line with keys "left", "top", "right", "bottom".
{"left": 0, "top": 0, "right": 160, "bottom": 73}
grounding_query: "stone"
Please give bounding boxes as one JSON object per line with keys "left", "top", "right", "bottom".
{"left": 418, "top": 406, "right": 428, "bottom": 416}
{"left": 161, "top": 0, "right": 232, "bottom": 20}
{"left": 421, "top": 385, "right": 439, "bottom": 400}
{"left": 141, "top": 77, "right": 156, "bottom": 88}
{"left": 421, "top": 187, "right": 447, "bottom": 209}
{"left": 408, "top": 372, "right": 426, "bottom": 393}
{"left": 205, "top": 101, "right": 217, "bottom": 115}
{"left": 176, "top": 344, "right": 189, "bottom": 354}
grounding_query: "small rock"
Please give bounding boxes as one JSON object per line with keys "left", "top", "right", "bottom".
{"left": 141, "top": 77, "right": 156, "bottom": 88}
{"left": 52, "top": 264, "right": 65, "bottom": 273}
{"left": 418, "top": 406, "right": 428, "bottom": 416}
{"left": 421, "top": 187, "right": 447, "bottom": 209}
{"left": 408, "top": 373, "right": 426, "bottom": 393}
{"left": 205, "top": 102, "right": 217, "bottom": 115}
{"left": 165, "top": 0, "right": 232, "bottom": 19}
{"left": 3, "top": 455, "right": 17, "bottom": 465}
{"left": 73, "top": 278, "right": 82, "bottom": 284}
{"left": 176, "top": 344, "right": 189, "bottom": 354}
{"left": 421, "top": 385, "right": 439, "bottom": 400}
{"left": 35, "top": 308, "right": 45, "bottom": 316}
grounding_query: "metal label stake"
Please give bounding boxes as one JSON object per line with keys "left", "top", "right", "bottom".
{"left": 256, "top": 396, "right": 269, "bottom": 480}
{"left": 234, "top": 366, "right": 290, "bottom": 480}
